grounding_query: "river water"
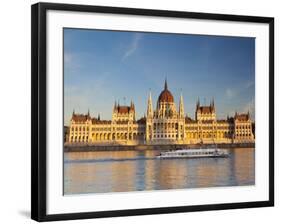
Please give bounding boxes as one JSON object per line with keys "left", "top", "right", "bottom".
{"left": 64, "top": 147, "right": 254, "bottom": 195}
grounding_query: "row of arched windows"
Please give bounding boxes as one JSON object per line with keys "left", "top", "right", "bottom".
{"left": 69, "top": 132, "right": 145, "bottom": 142}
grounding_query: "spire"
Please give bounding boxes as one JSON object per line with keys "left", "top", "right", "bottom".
{"left": 196, "top": 98, "right": 200, "bottom": 109}
{"left": 72, "top": 109, "right": 75, "bottom": 116}
{"left": 164, "top": 78, "right": 168, "bottom": 90}
{"left": 147, "top": 89, "right": 153, "bottom": 118}
{"left": 87, "top": 109, "right": 90, "bottom": 117}
{"left": 130, "top": 100, "right": 135, "bottom": 111}
{"left": 179, "top": 92, "right": 184, "bottom": 118}
{"left": 211, "top": 97, "right": 215, "bottom": 107}
{"left": 180, "top": 93, "right": 184, "bottom": 104}
{"left": 113, "top": 101, "right": 117, "bottom": 113}
{"left": 98, "top": 113, "right": 100, "bottom": 120}
{"left": 212, "top": 98, "right": 215, "bottom": 112}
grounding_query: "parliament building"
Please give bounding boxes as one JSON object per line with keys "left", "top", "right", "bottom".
{"left": 66, "top": 80, "right": 255, "bottom": 145}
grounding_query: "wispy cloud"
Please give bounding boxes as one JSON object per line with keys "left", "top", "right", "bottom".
{"left": 226, "top": 88, "right": 236, "bottom": 99}
{"left": 122, "top": 33, "right": 142, "bottom": 60}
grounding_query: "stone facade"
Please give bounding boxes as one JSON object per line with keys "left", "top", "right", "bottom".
{"left": 67, "top": 80, "right": 254, "bottom": 145}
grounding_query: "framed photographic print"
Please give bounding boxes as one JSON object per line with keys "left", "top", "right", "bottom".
{"left": 31, "top": 2, "right": 274, "bottom": 222}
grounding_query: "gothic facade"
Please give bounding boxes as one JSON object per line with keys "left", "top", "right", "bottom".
{"left": 67, "top": 80, "right": 255, "bottom": 145}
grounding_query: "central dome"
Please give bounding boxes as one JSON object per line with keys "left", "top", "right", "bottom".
{"left": 158, "top": 79, "right": 174, "bottom": 103}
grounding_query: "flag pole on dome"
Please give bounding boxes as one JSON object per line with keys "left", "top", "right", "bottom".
{"left": 164, "top": 76, "right": 168, "bottom": 90}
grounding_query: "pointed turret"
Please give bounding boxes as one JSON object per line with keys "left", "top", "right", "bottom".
{"left": 196, "top": 98, "right": 200, "bottom": 110}
{"left": 179, "top": 92, "right": 184, "bottom": 118}
{"left": 147, "top": 90, "right": 153, "bottom": 118}
{"left": 114, "top": 100, "right": 117, "bottom": 109}
{"left": 211, "top": 98, "right": 215, "bottom": 112}
{"left": 130, "top": 100, "right": 135, "bottom": 111}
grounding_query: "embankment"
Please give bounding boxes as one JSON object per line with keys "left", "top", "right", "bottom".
{"left": 64, "top": 143, "right": 255, "bottom": 152}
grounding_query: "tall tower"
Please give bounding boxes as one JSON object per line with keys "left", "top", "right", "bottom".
{"left": 147, "top": 90, "right": 153, "bottom": 118}
{"left": 146, "top": 90, "right": 154, "bottom": 142}
{"left": 179, "top": 93, "right": 184, "bottom": 118}
{"left": 177, "top": 92, "right": 185, "bottom": 141}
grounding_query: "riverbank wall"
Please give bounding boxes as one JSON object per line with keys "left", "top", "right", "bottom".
{"left": 64, "top": 142, "right": 255, "bottom": 152}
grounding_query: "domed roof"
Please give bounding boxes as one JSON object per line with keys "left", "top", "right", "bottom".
{"left": 158, "top": 79, "right": 174, "bottom": 103}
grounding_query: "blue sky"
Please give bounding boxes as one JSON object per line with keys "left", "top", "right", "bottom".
{"left": 64, "top": 28, "right": 255, "bottom": 125}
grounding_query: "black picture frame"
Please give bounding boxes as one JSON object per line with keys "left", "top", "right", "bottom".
{"left": 31, "top": 2, "right": 274, "bottom": 222}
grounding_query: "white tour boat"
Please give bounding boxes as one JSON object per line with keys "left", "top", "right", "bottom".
{"left": 157, "top": 148, "right": 229, "bottom": 159}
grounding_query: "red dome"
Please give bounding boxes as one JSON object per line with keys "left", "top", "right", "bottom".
{"left": 158, "top": 79, "right": 174, "bottom": 103}
{"left": 158, "top": 89, "right": 174, "bottom": 103}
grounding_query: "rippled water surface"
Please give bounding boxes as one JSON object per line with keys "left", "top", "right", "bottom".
{"left": 64, "top": 148, "right": 255, "bottom": 194}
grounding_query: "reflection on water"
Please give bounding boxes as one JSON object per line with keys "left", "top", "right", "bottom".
{"left": 64, "top": 148, "right": 255, "bottom": 194}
